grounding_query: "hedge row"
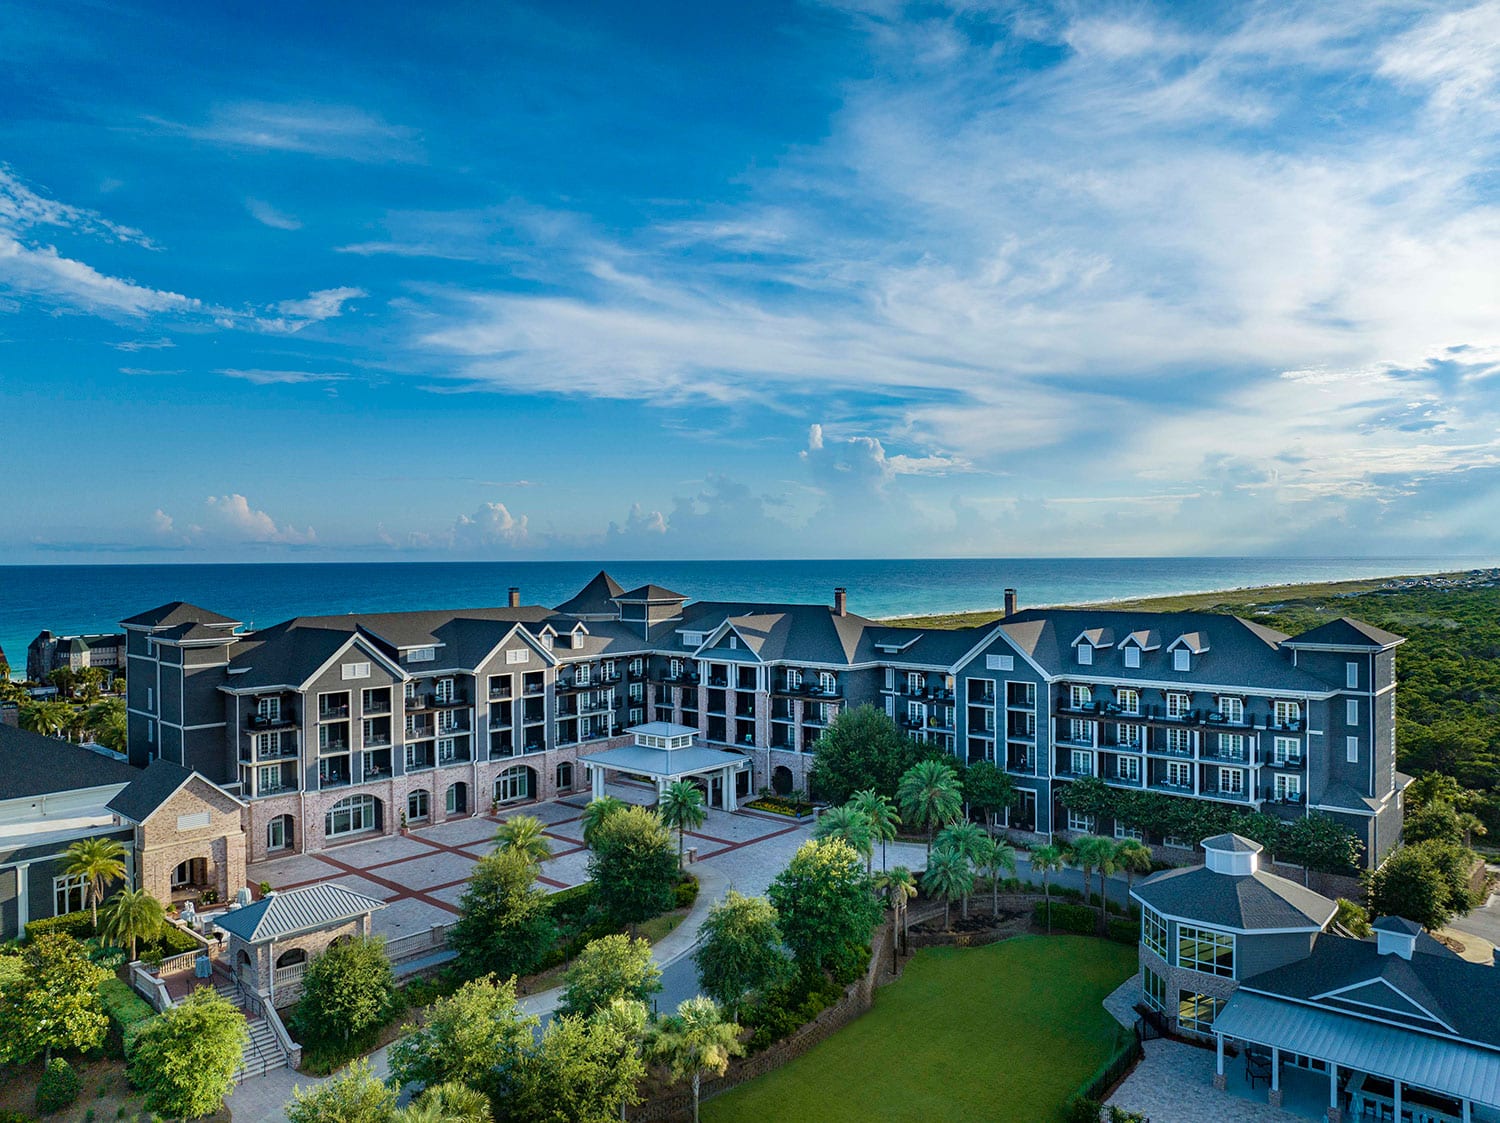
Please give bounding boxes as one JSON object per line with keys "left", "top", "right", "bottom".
{"left": 23, "top": 911, "right": 201, "bottom": 957}
{"left": 1029, "top": 902, "right": 1139, "bottom": 945}
{"left": 99, "top": 977, "right": 159, "bottom": 1059}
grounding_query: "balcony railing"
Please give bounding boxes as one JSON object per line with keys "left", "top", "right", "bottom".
{"left": 362, "top": 698, "right": 392, "bottom": 715}
{"left": 1200, "top": 786, "right": 1252, "bottom": 802}
{"left": 318, "top": 704, "right": 350, "bottom": 721}
{"left": 249, "top": 710, "right": 297, "bottom": 730}
{"left": 488, "top": 685, "right": 512, "bottom": 700}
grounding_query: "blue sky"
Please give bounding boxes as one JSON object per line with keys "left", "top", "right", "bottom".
{"left": 2, "top": 0, "right": 1499, "bottom": 562}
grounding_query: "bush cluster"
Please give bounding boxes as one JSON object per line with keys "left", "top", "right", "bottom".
{"left": 98, "top": 977, "right": 158, "bottom": 1059}
{"left": 36, "top": 1058, "right": 81, "bottom": 1114}
{"left": 742, "top": 972, "right": 845, "bottom": 1051}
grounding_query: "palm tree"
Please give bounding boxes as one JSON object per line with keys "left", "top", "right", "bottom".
{"left": 659, "top": 780, "right": 708, "bottom": 864}
{"left": 1069, "top": 835, "right": 1117, "bottom": 934}
{"left": 19, "top": 700, "right": 73, "bottom": 738}
{"left": 1030, "top": 844, "right": 1066, "bottom": 933}
{"left": 100, "top": 887, "right": 166, "bottom": 961}
{"left": 64, "top": 837, "right": 127, "bottom": 927}
{"left": 814, "top": 805, "right": 875, "bottom": 871}
{"left": 85, "top": 698, "right": 127, "bottom": 752}
{"left": 1113, "top": 838, "right": 1153, "bottom": 902}
{"left": 647, "top": 996, "right": 745, "bottom": 1123}
{"left": 493, "top": 814, "right": 552, "bottom": 864}
{"left": 981, "top": 835, "right": 1017, "bottom": 917}
{"left": 934, "top": 821, "right": 988, "bottom": 918}
{"left": 401, "top": 1083, "right": 491, "bottom": 1123}
{"left": 897, "top": 759, "right": 963, "bottom": 860}
{"left": 876, "top": 866, "right": 918, "bottom": 962}
{"left": 581, "top": 795, "right": 627, "bottom": 847}
{"left": 851, "top": 789, "right": 901, "bottom": 871}
{"left": 922, "top": 845, "right": 974, "bottom": 930}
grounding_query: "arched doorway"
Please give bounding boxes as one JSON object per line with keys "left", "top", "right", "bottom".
{"left": 236, "top": 948, "right": 255, "bottom": 989}
{"left": 445, "top": 782, "right": 468, "bottom": 816}
{"left": 772, "top": 765, "right": 794, "bottom": 796}
{"left": 494, "top": 765, "right": 537, "bottom": 806}
{"left": 267, "top": 814, "right": 294, "bottom": 853}
{"left": 325, "top": 794, "right": 382, "bottom": 839}
{"left": 407, "top": 788, "right": 431, "bottom": 824}
{"left": 556, "top": 761, "right": 574, "bottom": 792}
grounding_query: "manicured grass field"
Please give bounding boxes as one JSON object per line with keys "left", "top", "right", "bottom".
{"left": 704, "top": 936, "right": 1136, "bottom": 1123}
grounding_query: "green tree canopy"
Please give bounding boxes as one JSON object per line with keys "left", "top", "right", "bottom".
{"left": 0, "top": 934, "right": 109, "bottom": 1064}
{"left": 388, "top": 974, "right": 538, "bottom": 1093}
{"left": 694, "top": 891, "right": 789, "bottom": 1017}
{"left": 558, "top": 934, "right": 661, "bottom": 1019}
{"left": 1365, "top": 840, "right": 1476, "bottom": 930}
{"left": 814, "top": 805, "right": 875, "bottom": 871}
{"left": 646, "top": 997, "right": 744, "bottom": 1123}
{"left": 587, "top": 805, "right": 679, "bottom": 929}
{"left": 961, "top": 759, "right": 1016, "bottom": 825}
{"left": 84, "top": 697, "right": 127, "bottom": 751}
{"left": 659, "top": 780, "right": 708, "bottom": 863}
{"left": 806, "top": 705, "right": 936, "bottom": 805}
{"left": 492, "top": 814, "right": 553, "bottom": 864}
{"left": 1279, "top": 814, "right": 1366, "bottom": 877}
{"left": 1067, "top": 835, "right": 1118, "bottom": 935}
{"left": 450, "top": 848, "right": 557, "bottom": 980}
{"left": 580, "top": 796, "right": 628, "bottom": 848}
{"left": 289, "top": 935, "right": 397, "bottom": 1048}
{"left": 405, "top": 1082, "right": 491, "bottom": 1123}
{"left": 63, "top": 836, "right": 127, "bottom": 928}
{"left": 767, "top": 838, "right": 882, "bottom": 978}
{"left": 19, "top": 700, "right": 73, "bottom": 738}
{"left": 922, "top": 845, "right": 974, "bottom": 929}
{"left": 100, "top": 886, "right": 166, "bottom": 961}
{"left": 130, "top": 987, "right": 247, "bottom": 1119}
{"left": 896, "top": 758, "right": 963, "bottom": 858}
{"left": 849, "top": 789, "right": 901, "bottom": 871}
{"left": 510, "top": 1010, "right": 647, "bottom": 1123}
{"left": 285, "top": 1059, "right": 397, "bottom": 1123}
{"left": 1030, "top": 844, "right": 1067, "bottom": 933}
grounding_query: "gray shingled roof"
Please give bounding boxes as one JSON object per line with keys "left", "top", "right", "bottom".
{"left": 1202, "top": 833, "right": 1262, "bottom": 853}
{"left": 212, "top": 883, "right": 385, "bottom": 943}
{"left": 615, "top": 583, "right": 688, "bottom": 602}
{"left": 1239, "top": 931, "right": 1500, "bottom": 1046}
{"left": 121, "top": 602, "right": 241, "bottom": 629}
{"left": 555, "top": 571, "right": 626, "bottom": 616}
{"left": 0, "top": 724, "right": 140, "bottom": 801}
{"left": 1132, "top": 863, "right": 1336, "bottom": 931}
{"left": 105, "top": 759, "right": 233, "bottom": 823}
{"left": 995, "top": 608, "right": 1342, "bottom": 692}
{"left": 1286, "top": 617, "right": 1406, "bottom": 649}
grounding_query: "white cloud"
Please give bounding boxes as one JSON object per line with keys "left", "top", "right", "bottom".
{"left": 245, "top": 198, "right": 301, "bottom": 230}
{"left": 147, "top": 102, "right": 421, "bottom": 162}
{"left": 255, "top": 287, "right": 365, "bottom": 334}
{"left": 202, "top": 494, "right": 315, "bottom": 544}
{"left": 1379, "top": 2, "right": 1500, "bottom": 116}
{"left": 448, "top": 502, "right": 530, "bottom": 549}
{"left": 216, "top": 368, "right": 348, "bottom": 385}
{"left": 112, "top": 337, "right": 175, "bottom": 351}
{"left": 0, "top": 237, "right": 199, "bottom": 317}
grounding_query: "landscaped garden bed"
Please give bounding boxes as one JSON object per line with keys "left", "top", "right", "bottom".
{"left": 744, "top": 796, "right": 815, "bottom": 819}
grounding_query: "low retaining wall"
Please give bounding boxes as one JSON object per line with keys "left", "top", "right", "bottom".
{"left": 628, "top": 916, "right": 900, "bottom": 1122}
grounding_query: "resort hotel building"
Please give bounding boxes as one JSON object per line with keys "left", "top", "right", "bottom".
{"left": 119, "top": 572, "right": 1406, "bottom": 867}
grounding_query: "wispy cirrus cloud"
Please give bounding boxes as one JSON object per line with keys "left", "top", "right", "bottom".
{"left": 245, "top": 198, "right": 301, "bottom": 230}
{"left": 147, "top": 102, "right": 422, "bottom": 163}
{"left": 216, "top": 368, "right": 349, "bottom": 385}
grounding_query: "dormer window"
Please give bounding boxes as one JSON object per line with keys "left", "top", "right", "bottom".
{"left": 407, "top": 646, "right": 436, "bottom": 663}
{"left": 1123, "top": 647, "right": 1140, "bottom": 669}
{"left": 682, "top": 631, "right": 706, "bottom": 648}
{"left": 1077, "top": 645, "right": 1093, "bottom": 666}
{"left": 1173, "top": 648, "right": 1191, "bottom": 672}
{"left": 728, "top": 636, "right": 737, "bottom": 650}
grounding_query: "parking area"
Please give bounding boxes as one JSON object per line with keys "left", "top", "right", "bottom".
{"left": 244, "top": 781, "right": 839, "bottom": 944}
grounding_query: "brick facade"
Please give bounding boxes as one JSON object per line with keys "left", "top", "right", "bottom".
{"left": 134, "top": 777, "right": 246, "bottom": 906}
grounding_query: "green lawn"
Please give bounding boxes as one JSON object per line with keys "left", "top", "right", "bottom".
{"left": 705, "top": 936, "right": 1136, "bottom": 1123}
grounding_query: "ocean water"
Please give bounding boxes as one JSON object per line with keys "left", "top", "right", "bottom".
{"left": 0, "top": 556, "right": 1491, "bottom": 672}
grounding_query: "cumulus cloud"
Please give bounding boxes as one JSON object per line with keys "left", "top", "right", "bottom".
{"left": 202, "top": 494, "right": 316, "bottom": 544}
{"left": 448, "top": 502, "right": 530, "bottom": 549}
{"left": 256, "top": 287, "right": 365, "bottom": 333}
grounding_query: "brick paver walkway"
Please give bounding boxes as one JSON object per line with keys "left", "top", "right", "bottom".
{"left": 1108, "top": 1039, "right": 1321, "bottom": 1122}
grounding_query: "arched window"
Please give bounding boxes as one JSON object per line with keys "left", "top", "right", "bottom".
{"left": 771, "top": 766, "right": 794, "bottom": 796}
{"left": 408, "top": 789, "right": 431, "bottom": 822}
{"left": 494, "top": 766, "right": 534, "bottom": 804}
{"left": 275, "top": 948, "right": 307, "bottom": 968}
{"left": 267, "top": 814, "right": 293, "bottom": 852}
{"left": 445, "top": 783, "right": 467, "bottom": 815}
{"left": 556, "top": 761, "right": 574, "bottom": 791}
{"left": 325, "top": 794, "right": 380, "bottom": 838}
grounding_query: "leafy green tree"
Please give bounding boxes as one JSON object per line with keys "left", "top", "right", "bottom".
{"left": 100, "top": 886, "right": 166, "bottom": 960}
{"left": 1403, "top": 800, "right": 1487, "bottom": 848}
{"left": 588, "top": 805, "right": 679, "bottom": 930}
{"left": 493, "top": 813, "right": 553, "bottom": 864}
{"left": 389, "top": 975, "right": 538, "bottom": 1093}
{"left": 768, "top": 838, "right": 882, "bottom": 977}
{"left": 646, "top": 997, "right": 744, "bottom": 1123}
{"left": 75, "top": 667, "right": 104, "bottom": 702}
{"left": 814, "top": 805, "right": 875, "bottom": 871}
{"left": 450, "top": 848, "right": 557, "bottom": 980}
{"left": 961, "top": 760, "right": 1016, "bottom": 828}
{"left": 404, "top": 1082, "right": 491, "bottom": 1123}
{"left": 659, "top": 780, "right": 707, "bottom": 864}
{"left": 580, "top": 795, "right": 627, "bottom": 848}
{"left": 897, "top": 758, "right": 963, "bottom": 859}
{"left": 63, "top": 836, "right": 127, "bottom": 928}
{"left": 48, "top": 667, "right": 76, "bottom": 699}
{"left": 849, "top": 789, "right": 901, "bottom": 871}
{"left": 289, "top": 936, "right": 397, "bottom": 1047}
{"left": 1068, "top": 835, "right": 1117, "bottom": 934}
{"left": 558, "top": 934, "right": 661, "bottom": 1018}
{"left": 694, "top": 891, "right": 789, "bottom": 1017}
{"left": 1030, "top": 844, "right": 1066, "bottom": 933}
{"left": 1280, "top": 814, "right": 1365, "bottom": 879}
{"left": 285, "top": 1059, "right": 397, "bottom": 1123}
{"left": 922, "top": 844, "right": 973, "bottom": 929}
{"left": 1112, "top": 838, "right": 1154, "bottom": 901}
{"left": 0, "top": 934, "right": 109, "bottom": 1064}
{"left": 510, "top": 1010, "right": 647, "bottom": 1123}
{"left": 19, "top": 700, "right": 73, "bottom": 738}
{"left": 1366, "top": 840, "right": 1475, "bottom": 930}
{"left": 876, "top": 866, "right": 918, "bottom": 958}
{"left": 85, "top": 697, "right": 127, "bottom": 751}
{"left": 129, "top": 987, "right": 247, "bottom": 1119}
{"left": 1335, "top": 898, "right": 1373, "bottom": 938}
{"left": 806, "top": 705, "right": 933, "bottom": 805}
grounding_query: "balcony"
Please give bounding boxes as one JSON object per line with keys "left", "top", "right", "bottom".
{"left": 1264, "top": 788, "right": 1305, "bottom": 805}
{"left": 317, "top": 739, "right": 349, "bottom": 755}
{"left": 1147, "top": 743, "right": 1195, "bottom": 759}
{"left": 488, "top": 684, "right": 512, "bottom": 701}
{"left": 248, "top": 710, "right": 297, "bottom": 730}
{"left": 1199, "top": 746, "right": 1253, "bottom": 765}
{"left": 1104, "top": 774, "right": 1144, "bottom": 790}
{"left": 361, "top": 732, "right": 392, "bottom": 749}
{"left": 318, "top": 703, "right": 351, "bottom": 721}
{"left": 1265, "top": 755, "right": 1305, "bottom": 769}
{"left": 253, "top": 738, "right": 299, "bottom": 762}
{"left": 362, "top": 697, "right": 392, "bottom": 716}
{"left": 968, "top": 690, "right": 996, "bottom": 705}
{"left": 406, "top": 694, "right": 428, "bottom": 710}
{"left": 1199, "top": 785, "right": 1252, "bottom": 803}
{"left": 489, "top": 716, "right": 512, "bottom": 732}
{"left": 1005, "top": 758, "right": 1040, "bottom": 776}
{"left": 318, "top": 768, "right": 353, "bottom": 790}
{"left": 430, "top": 694, "right": 469, "bottom": 709}
{"left": 1147, "top": 780, "right": 1194, "bottom": 795}
{"left": 707, "top": 675, "right": 730, "bottom": 689}
{"left": 523, "top": 681, "right": 546, "bottom": 695}
{"left": 806, "top": 686, "right": 842, "bottom": 700}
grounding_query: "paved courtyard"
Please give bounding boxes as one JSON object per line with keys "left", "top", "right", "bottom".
{"left": 244, "top": 781, "right": 852, "bottom": 944}
{"left": 1108, "top": 1037, "right": 1330, "bottom": 1123}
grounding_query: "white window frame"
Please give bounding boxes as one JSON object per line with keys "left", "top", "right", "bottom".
{"left": 257, "top": 695, "right": 281, "bottom": 721}
{"left": 819, "top": 671, "right": 836, "bottom": 694}
{"left": 1077, "top": 644, "right": 1093, "bottom": 666}
{"left": 1165, "top": 760, "right": 1192, "bottom": 788}
{"left": 576, "top": 664, "right": 591, "bottom": 687}
{"left": 1070, "top": 718, "right": 1092, "bottom": 743}
{"left": 1114, "top": 822, "right": 1142, "bottom": 840}
{"left": 437, "top": 737, "right": 457, "bottom": 763}
{"left": 1123, "top": 646, "right": 1141, "bottom": 669}
{"left": 1178, "top": 925, "right": 1235, "bottom": 977}
{"left": 342, "top": 662, "right": 371, "bottom": 680}
{"left": 267, "top": 816, "right": 290, "bottom": 851}
{"left": 1273, "top": 736, "right": 1299, "bottom": 765}
{"left": 908, "top": 672, "right": 923, "bottom": 693}
{"left": 434, "top": 677, "right": 454, "bottom": 703}
{"left": 1346, "top": 661, "right": 1359, "bottom": 689}
{"left": 54, "top": 873, "right": 87, "bottom": 915}
{"left": 408, "top": 646, "right": 436, "bottom": 663}
{"left": 1117, "top": 723, "right": 1141, "bottom": 748}
{"left": 1179, "top": 992, "right": 1225, "bottom": 1034}
{"left": 1346, "top": 698, "right": 1359, "bottom": 725}
{"left": 1166, "top": 727, "right": 1192, "bottom": 753}
{"left": 1143, "top": 966, "right": 1166, "bottom": 1012}
{"left": 1173, "top": 649, "right": 1191, "bottom": 672}
{"left": 1346, "top": 736, "right": 1359, "bottom": 764}
{"left": 1067, "top": 810, "right": 1094, "bottom": 833}
{"left": 1117, "top": 688, "right": 1139, "bottom": 715}
{"left": 1218, "top": 767, "right": 1244, "bottom": 795}
{"left": 1218, "top": 734, "right": 1244, "bottom": 760}
{"left": 1274, "top": 700, "right": 1301, "bottom": 726}
{"left": 1274, "top": 773, "right": 1302, "bottom": 801}
{"left": 1070, "top": 684, "right": 1091, "bottom": 709}
{"left": 1142, "top": 907, "right": 1167, "bottom": 958}
{"left": 1218, "top": 696, "right": 1243, "bottom": 723}
{"left": 506, "top": 648, "right": 529, "bottom": 665}
{"left": 1116, "top": 756, "right": 1141, "bottom": 783}
{"left": 1070, "top": 749, "right": 1094, "bottom": 777}
{"left": 786, "top": 667, "right": 801, "bottom": 690}
{"left": 407, "top": 789, "right": 431, "bottom": 822}
{"left": 1166, "top": 692, "right": 1190, "bottom": 718}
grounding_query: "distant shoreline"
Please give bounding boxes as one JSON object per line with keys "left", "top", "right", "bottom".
{"left": 878, "top": 567, "right": 1497, "bottom": 628}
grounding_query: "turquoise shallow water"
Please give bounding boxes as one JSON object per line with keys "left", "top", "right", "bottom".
{"left": 0, "top": 555, "right": 1492, "bottom": 669}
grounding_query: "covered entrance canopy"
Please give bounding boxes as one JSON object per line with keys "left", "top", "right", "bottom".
{"left": 581, "top": 722, "right": 751, "bottom": 811}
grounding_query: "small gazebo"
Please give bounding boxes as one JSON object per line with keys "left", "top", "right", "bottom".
{"left": 211, "top": 882, "right": 385, "bottom": 1008}
{"left": 581, "top": 722, "right": 751, "bottom": 810}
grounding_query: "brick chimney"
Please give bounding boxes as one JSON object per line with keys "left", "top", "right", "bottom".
{"left": 833, "top": 587, "right": 848, "bottom": 617}
{"left": 508, "top": 587, "right": 521, "bottom": 608}
{"left": 1003, "top": 588, "right": 1018, "bottom": 617}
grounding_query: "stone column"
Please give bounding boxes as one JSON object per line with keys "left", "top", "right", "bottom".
{"left": 1213, "top": 1034, "right": 1227, "bottom": 1090}
{"left": 592, "top": 766, "right": 607, "bottom": 801}
{"left": 1268, "top": 1046, "right": 1282, "bottom": 1109}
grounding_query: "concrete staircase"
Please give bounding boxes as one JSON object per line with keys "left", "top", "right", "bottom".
{"left": 210, "top": 972, "right": 292, "bottom": 1082}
